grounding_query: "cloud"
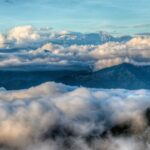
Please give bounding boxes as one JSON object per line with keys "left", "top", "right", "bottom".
{"left": 99, "top": 23, "right": 150, "bottom": 30}
{"left": 0, "top": 25, "right": 131, "bottom": 49}
{"left": 91, "top": 37, "right": 150, "bottom": 70}
{"left": 1, "top": 36, "right": 150, "bottom": 71}
{"left": 0, "top": 25, "right": 52, "bottom": 48}
{"left": 0, "top": 25, "right": 150, "bottom": 71}
{"left": 133, "top": 24, "right": 150, "bottom": 29}
{"left": 0, "top": 33, "right": 6, "bottom": 48}
{"left": 7, "top": 25, "right": 40, "bottom": 47}
{"left": 0, "top": 82, "right": 149, "bottom": 149}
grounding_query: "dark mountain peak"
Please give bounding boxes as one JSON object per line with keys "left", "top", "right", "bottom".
{"left": 0, "top": 63, "right": 150, "bottom": 90}
{"left": 94, "top": 63, "right": 136, "bottom": 73}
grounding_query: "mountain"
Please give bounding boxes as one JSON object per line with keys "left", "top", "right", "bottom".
{"left": 50, "top": 32, "right": 132, "bottom": 45}
{"left": 0, "top": 63, "right": 150, "bottom": 90}
{"left": 1, "top": 31, "right": 132, "bottom": 50}
{"left": 56, "top": 63, "right": 150, "bottom": 89}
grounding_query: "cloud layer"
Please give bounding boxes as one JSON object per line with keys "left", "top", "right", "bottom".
{"left": 0, "top": 82, "right": 150, "bottom": 149}
{"left": 0, "top": 25, "right": 131, "bottom": 48}
{"left": 0, "top": 25, "right": 150, "bottom": 71}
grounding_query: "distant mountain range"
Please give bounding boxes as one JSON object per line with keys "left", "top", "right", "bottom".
{"left": 0, "top": 31, "right": 132, "bottom": 50}
{"left": 50, "top": 31, "right": 132, "bottom": 45}
{"left": 0, "top": 63, "right": 150, "bottom": 90}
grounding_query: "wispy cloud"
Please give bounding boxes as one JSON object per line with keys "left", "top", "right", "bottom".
{"left": 100, "top": 24, "right": 150, "bottom": 30}
{"left": 0, "top": 0, "right": 150, "bottom": 34}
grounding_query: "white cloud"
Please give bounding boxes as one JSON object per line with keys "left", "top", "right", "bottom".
{"left": 0, "top": 33, "right": 6, "bottom": 48}
{"left": 0, "top": 26, "right": 150, "bottom": 71}
{"left": 10, "top": 37, "right": 150, "bottom": 70}
{"left": 0, "top": 82, "right": 149, "bottom": 149}
{"left": 89, "top": 37, "right": 150, "bottom": 70}
{"left": 7, "top": 25, "right": 40, "bottom": 47}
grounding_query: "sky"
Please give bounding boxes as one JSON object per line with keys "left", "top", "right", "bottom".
{"left": 0, "top": 0, "right": 150, "bottom": 34}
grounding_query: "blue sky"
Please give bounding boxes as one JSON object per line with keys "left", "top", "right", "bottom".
{"left": 0, "top": 0, "right": 150, "bottom": 35}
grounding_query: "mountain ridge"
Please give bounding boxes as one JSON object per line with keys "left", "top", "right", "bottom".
{"left": 0, "top": 63, "right": 150, "bottom": 90}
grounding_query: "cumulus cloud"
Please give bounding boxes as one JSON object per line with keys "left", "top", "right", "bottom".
{"left": 7, "top": 25, "right": 41, "bottom": 47}
{"left": 0, "top": 33, "right": 6, "bottom": 48}
{"left": 0, "top": 82, "right": 149, "bottom": 149}
{"left": 0, "top": 25, "right": 51, "bottom": 48}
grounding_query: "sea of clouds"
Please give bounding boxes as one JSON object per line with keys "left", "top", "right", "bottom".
{"left": 0, "top": 26, "right": 150, "bottom": 71}
{"left": 0, "top": 82, "right": 150, "bottom": 149}
{"left": 0, "top": 26, "right": 150, "bottom": 150}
